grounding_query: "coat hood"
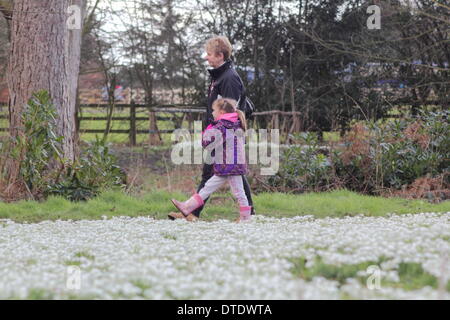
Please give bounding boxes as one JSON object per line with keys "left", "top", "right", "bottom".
{"left": 216, "top": 112, "right": 241, "bottom": 129}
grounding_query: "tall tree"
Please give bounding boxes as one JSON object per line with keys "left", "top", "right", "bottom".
{"left": 5, "top": 0, "right": 86, "bottom": 185}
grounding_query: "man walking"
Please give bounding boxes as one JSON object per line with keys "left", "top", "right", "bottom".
{"left": 169, "top": 36, "right": 255, "bottom": 221}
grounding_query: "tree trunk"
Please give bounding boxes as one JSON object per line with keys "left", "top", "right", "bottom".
{"left": 6, "top": 0, "right": 85, "bottom": 184}
{"left": 64, "top": 0, "right": 86, "bottom": 158}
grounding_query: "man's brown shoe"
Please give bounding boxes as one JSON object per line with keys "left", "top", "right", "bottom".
{"left": 168, "top": 212, "right": 198, "bottom": 222}
{"left": 185, "top": 214, "right": 198, "bottom": 222}
{"left": 168, "top": 212, "right": 184, "bottom": 220}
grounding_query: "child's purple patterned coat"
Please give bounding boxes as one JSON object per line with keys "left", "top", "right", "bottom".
{"left": 202, "top": 113, "right": 248, "bottom": 176}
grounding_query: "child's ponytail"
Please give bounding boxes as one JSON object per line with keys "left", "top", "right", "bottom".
{"left": 236, "top": 109, "right": 247, "bottom": 132}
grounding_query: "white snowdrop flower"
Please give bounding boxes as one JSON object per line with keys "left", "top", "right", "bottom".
{"left": 1, "top": 212, "right": 449, "bottom": 299}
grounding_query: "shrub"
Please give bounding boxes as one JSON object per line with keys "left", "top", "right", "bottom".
{"left": 46, "top": 137, "right": 127, "bottom": 201}
{"left": 13, "top": 90, "right": 64, "bottom": 194}
{"left": 266, "top": 132, "right": 337, "bottom": 192}
{"left": 1, "top": 90, "right": 126, "bottom": 201}
{"left": 334, "top": 110, "right": 449, "bottom": 194}
{"left": 265, "top": 110, "right": 449, "bottom": 199}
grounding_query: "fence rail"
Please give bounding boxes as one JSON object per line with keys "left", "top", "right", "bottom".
{"left": 0, "top": 103, "right": 304, "bottom": 145}
{"left": 0, "top": 99, "right": 438, "bottom": 145}
{"left": 2, "top": 100, "right": 432, "bottom": 145}
{"left": 74, "top": 103, "right": 304, "bottom": 145}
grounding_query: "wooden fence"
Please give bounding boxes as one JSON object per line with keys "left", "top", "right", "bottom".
{"left": 2, "top": 100, "right": 442, "bottom": 146}
{"left": 75, "top": 103, "right": 302, "bottom": 146}
{"left": 2, "top": 100, "right": 441, "bottom": 146}
{"left": 76, "top": 103, "right": 204, "bottom": 145}
{"left": 1, "top": 103, "right": 302, "bottom": 145}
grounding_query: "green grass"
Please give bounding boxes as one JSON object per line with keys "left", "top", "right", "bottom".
{"left": 7, "top": 288, "right": 98, "bottom": 300}
{"left": 1, "top": 108, "right": 190, "bottom": 144}
{"left": 63, "top": 251, "right": 95, "bottom": 267}
{"left": 74, "top": 251, "right": 95, "bottom": 261}
{"left": 130, "top": 279, "right": 153, "bottom": 292}
{"left": 289, "top": 256, "right": 450, "bottom": 293}
{"left": 323, "top": 132, "right": 341, "bottom": 142}
{"left": 0, "top": 189, "right": 448, "bottom": 224}
{"left": 79, "top": 111, "right": 179, "bottom": 145}
{"left": 252, "top": 189, "right": 450, "bottom": 218}
{"left": 25, "top": 288, "right": 55, "bottom": 300}
{"left": 289, "top": 256, "right": 389, "bottom": 285}
{"left": 0, "top": 189, "right": 183, "bottom": 223}
{"left": 64, "top": 260, "right": 82, "bottom": 267}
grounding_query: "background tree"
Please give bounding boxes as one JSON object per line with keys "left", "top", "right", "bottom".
{"left": 193, "top": 0, "right": 448, "bottom": 135}
{"left": 3, "top": 0, "right": 447, "bottom": 150}
{"left": 117, "top": 0, "right": 205, "bottom": 105}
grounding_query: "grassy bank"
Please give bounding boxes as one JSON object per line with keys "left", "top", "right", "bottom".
{"left": 0, "top": 189, "right": 448, "bottom": 224}
{"left": 289, "top": 256, "right": 450, "bottom": 296}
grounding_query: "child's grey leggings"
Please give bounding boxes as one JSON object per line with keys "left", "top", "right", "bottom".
{"left": 198, "top": 175, "right": 249, "bottom": 207}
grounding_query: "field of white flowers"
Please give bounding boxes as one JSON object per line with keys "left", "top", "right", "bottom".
{"left": 0, "top": 212, "right": 449, "bottom": 300}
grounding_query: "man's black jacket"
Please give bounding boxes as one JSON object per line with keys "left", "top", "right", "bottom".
{"left": 205, "top": 59, "right": 244, "bottom": 127}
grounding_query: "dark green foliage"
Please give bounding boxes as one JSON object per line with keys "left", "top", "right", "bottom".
{"left": 11, "top": 91, "right": 64, "bottom": 193}
{"left": 268, "top": 111, "right": 449, "bottom": 196}
{"left": 267, "top": 133, "right": 335, "bottom": 192}
{"left": 334, "top": 110, "right": 449, "bottom": 193}
{"left": 46, "top": 137, "right": 127, "bottom": 201}
{"left": 199, "top": 1, "right": 448, "bottom": 132}
{"left": 7, "top": 90, "right": 126, "bottom": 201}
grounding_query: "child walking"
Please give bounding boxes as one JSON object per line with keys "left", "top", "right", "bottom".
{"left": 171, "top": 98, "right": 253, "bottom": 222}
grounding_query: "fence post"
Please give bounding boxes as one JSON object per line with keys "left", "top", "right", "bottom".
{"left": 187, "top": 112, "right": 193, "bottom": 132}
{"left": 149, "top": 107, "right": 162, "bottom": 145}
{"left": 130, "top": 100, "right": 137, "bottom": 146}
{"left": 295, "top": 113, "right": 301, "bottom": 132}
{"left": 281, "top": 116, "right": 287, "bottom": 142}
{"left": 289, "top": 113, "right": 301, "bottom": 135}
{"left": 274, "top": 112, "right": 280, "bottom": 130}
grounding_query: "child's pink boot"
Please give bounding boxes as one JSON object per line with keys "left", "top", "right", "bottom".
{"left": 236, "top": 206, "right": 252, "bottom": 223}
{"left": 171, "top": 193, "right": 204, "bottom": 217}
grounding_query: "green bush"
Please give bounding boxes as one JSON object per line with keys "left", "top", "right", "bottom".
{"left": 5, "top": 90, "right": 126, "bottom": 201}
{"left": 267, "top": 110, "right": 449, "bottom": 197}
{"left": 12, "top": 91, "right": 64, "bottom": 193}
{"left": 46, "top": 137, "right": 127, "bottom": 201}
{"left": 267, "top": 132, "right": 336, "bottom": 192}
{"left": 334, "top": 110, "right": 449, "bottom": 193}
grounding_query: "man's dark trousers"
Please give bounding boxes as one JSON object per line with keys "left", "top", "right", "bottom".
{"left": 191, "top": 164, "right": 254, "bottom": 217}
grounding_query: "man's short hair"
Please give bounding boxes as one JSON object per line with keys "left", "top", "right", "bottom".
{"left": 205, "top": 36, "right": 233, "bottom": 60}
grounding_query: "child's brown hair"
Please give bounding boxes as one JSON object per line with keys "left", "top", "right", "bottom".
{"left": 212, "top": 98, "right": 247, "bottom": 131}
